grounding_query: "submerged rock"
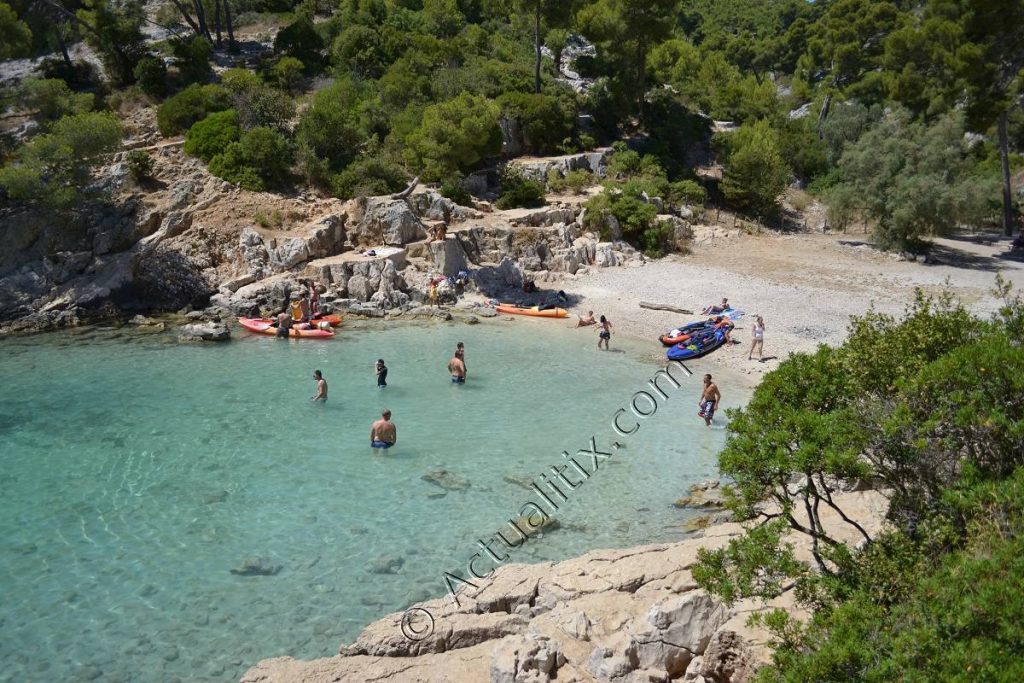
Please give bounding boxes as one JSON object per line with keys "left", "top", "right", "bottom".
{"left": 230, "top": 557, "right": 281, "bottom": 576}
{"left": 177, "top": 322, "right": 230, "bottom": 342}
{"left": 368, "top": 555, "right": 405, "bottom": 575}
{"left": 422, "top": 469, "right": 471, "bottom": 491}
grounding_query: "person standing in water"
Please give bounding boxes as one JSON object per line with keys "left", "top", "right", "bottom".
{"left": 448, "top": 354, "right": 467, "bottom": 383}
{"left": 748, "top": 315, "right": 765, "bottom": 361}
{"left": 276, "top": 309, "right": 292, "bottom": 338}
{"left": 370, "top": 409, "right": 397, "bottom": 449}
{"left": 698, "top": 374, "right": 720, "bottom": 426}
{"left": 311, "top": 370, "right": 328, "bottom": 402}
{"left": 598, "top": 315, "right": 612, "bottom": 350}
{"left": 455, "top": 342, "right": 466, "bottom": 371}
{"left": 376, "top": 359, "right": 388, "bottom": 388}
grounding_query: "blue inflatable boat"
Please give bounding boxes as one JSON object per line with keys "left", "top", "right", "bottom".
{"left": 666, "top": 327, "right": 728, "bottom": 361}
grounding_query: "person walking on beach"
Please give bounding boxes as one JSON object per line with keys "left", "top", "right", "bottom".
{"left": 749, "top": 315, "right": 765, "bottom": 361}
{"left": 698, "top": 374, "right": 720, "bottom": 426}
{"left": 376, "top": 359, "right": 388, "bottom": 388}
{"left": 598, "top": 315, "right": 612, "bottom": 350}
{"left": 370, "top": 409, "right": 397, "bottom": 449}
{"left": 311, "top": 370, "right": 328, "bottom": 402}
{"left": 276, "top": 309, "right": 292, "bottom": 338}
{"left": 448, "top": 354, "right": 467, "bottom": 383}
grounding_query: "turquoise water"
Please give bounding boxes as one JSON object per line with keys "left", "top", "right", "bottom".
{"left": 0, "top": 319, "right": 743, "bottom": 682}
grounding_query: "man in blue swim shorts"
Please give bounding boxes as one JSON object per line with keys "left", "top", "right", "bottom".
{"left": 448, "top": 354, "right": 466, "bottom": 384}
{"left": 370, "top": 409, "right": 396, "bottom": 449}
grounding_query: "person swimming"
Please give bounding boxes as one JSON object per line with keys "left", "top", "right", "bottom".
{"left": 448, "top": 354, "right": 467, "bottom": 383}
{"left": 370, "top": 409, "right": 397, "bottom": 449}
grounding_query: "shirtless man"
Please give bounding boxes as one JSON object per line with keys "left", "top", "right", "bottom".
{"left": 576, "top": 310, "right": 596, "bottom": 327}
{"left": 702, "top": 297, "right": 729, "bottom": 315}
{"left": 698, "top": 374, "right": 720, "bottom": 426}
{"left": 370, "top": 409, "right": 397, "bottom": 449}
{"left": 276, "top": 310, "right": 292, "bottom": 338}
{"left": 455, "top": 342, "right": 466, "bottom": 370}
{"left": 298, "top": 293, "right": 312, "bottom": 324}
{"left": 448, "top": 354, "right": 467, "bottom": 384}
{"left": 311, "top": 370, "right": 328, "bottom": 402}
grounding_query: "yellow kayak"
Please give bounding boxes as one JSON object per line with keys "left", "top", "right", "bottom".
{"left": 496, "top": 305, "right": 568, "bottom": 318}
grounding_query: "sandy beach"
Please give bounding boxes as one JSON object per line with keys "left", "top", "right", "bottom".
{"left": 561, "top": 231, "right": 1023, "bottom": 385}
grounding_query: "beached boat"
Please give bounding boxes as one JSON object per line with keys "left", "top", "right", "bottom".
{"left": 238, "top": 318, "right": 336, "bottom": 338}
{"left": 666, "top": 327, "right": 727, "bottom": 361}
{"left": 496, "top": 304, "right": 569, "bottom": 318}
{"left": 659, "top": 320, "right": 719, "bottom": 346}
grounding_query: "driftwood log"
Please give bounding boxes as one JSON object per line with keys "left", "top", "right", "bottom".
{"left": 390, "top": 176, "right": 420, "bottom": 200}
{"left": 639, "top": 302, "right": 693, "bottom": 315}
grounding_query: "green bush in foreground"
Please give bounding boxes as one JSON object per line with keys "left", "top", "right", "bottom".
{"left": 405, "top": 93, "right": 502, "bottom": 181}
{"left": 495, "top": 166, "right": 545, "bottom": 210}
{"left": 330, "top": 155, "right": 406, "bottom": 200}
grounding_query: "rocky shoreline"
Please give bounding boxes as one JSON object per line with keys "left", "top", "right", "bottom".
{"left": 241, "top": 488, "right": 888, "bottom": 683}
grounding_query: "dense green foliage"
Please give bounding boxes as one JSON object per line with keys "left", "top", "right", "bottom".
{"left": 495, "top": 165, "right": 545, "bottom": 209}
{"left": 693, "top": 282, "right": 1024, "bottom": 680}
{"left": 0, "top": 111, "right": 122, "bottom": 206}
{"left": 126, "top": 148, "right": 154, "bottom": 182}
{"left": 184, "top": 110, "right": 240, "bottom": 162}
{"left": 156, "top": 84, "right": 232, "bottom": 136}
{"left": 2, "top": 0, "right": 1021, "bottom": 240}
{"left": 209, "top": 126, "right": 293, "bottom": 191}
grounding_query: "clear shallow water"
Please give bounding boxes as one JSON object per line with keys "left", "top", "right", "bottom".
{"left": 0, "top": 319, "right": 744, "bottom": 682}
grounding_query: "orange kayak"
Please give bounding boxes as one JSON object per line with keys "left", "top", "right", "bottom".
{"left": 496, "top": 304, "right": 568, "bottom": 318}
{"left": 238, "top": 318, "right": 335, "bottom": 338}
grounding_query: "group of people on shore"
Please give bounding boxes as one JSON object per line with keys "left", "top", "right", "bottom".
{"left": 274, "top": 279, "right": 326, "bottom": 337}
{"left": 699, "top": 297, "right": 766, "bottom": 361}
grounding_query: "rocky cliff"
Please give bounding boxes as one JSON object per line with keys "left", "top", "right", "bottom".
{"left": 0, "top": 142, "right": 672, "bottom": 334}
{"left": 240, "top": 490, "right": 888, "bottom": 683}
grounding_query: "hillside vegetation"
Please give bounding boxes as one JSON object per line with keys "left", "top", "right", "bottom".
{"left": 1, "top": 0, "right": 1022, "bottom": 255}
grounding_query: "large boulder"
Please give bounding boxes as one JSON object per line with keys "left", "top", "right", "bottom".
{"left": 428, "top": 236, "right": 469, "bottom": 277}
{"left": 356, "top": 198, "right": 426, "bottom": 246}
{"left": 269, "top": 237, "right": 310, "bottom": 271}
{"left": 513, "top": 150, "right": 611, "bottom": 182}
{"left": 595, "top": 242, "right": 618, "bottom": 267}
{"left": 629, "top": 592, "right": 730, "bottom": 677}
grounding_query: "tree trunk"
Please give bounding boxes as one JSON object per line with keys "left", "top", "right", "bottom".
{"left": 533, "top": 4, "right": 542, "bottom": 94}
{"left": 55, "top": 27, "right": 73, "bottom": 70}
{"left": 999, "top": 108, "right": 1014, "bottom": 237}
{"left": 168, "top": 0, "right": 203, "bottom": 37}
{"left": 213, "top": 0, "right": 222, "bottom": 47}
{"left": 636, "top": 40, "right": 646, "bottom": 122}
{"left": 224, "top": 0, "right": 235, "bottom": 51}
{"left": 192, "top": 0, "right": 211, "bottom": 42}
{"left": 817, "top": 91, "right": 833, "bottom": 133}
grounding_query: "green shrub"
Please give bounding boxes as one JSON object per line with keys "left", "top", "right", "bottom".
{"left": 330, "top": 155, "right": 407, "bottom": 199}
{"left": 209, "top": 126, "right": 292, "bottom": 191}
{"left": 126, "top": 149, "right": 154, "bottom": 181}
{"left": 639, "top": 220, "right": 675, "bottom": 258}
{"left": 547, "top": 169, "right": 593, "bottom": 194}
{"left": 718, "top": 119, "right": 792, "bottom": 217}
{"left": 273, "top": 17, "right": 324, "bottom": 70}
{"left": 669, "top": 179, "right": 706, "bottom": 206}
{"left": 293, "top": 78, "right": 363, "bottom": 186}
{"left": 172, "top": 36, "right": 213, "bottom": 85}
{"left": 221, "top": 68, "right": 295, "bottom": 131}
{"left": 21, "top": 78, "right": 95, "bottom": 123}
{"left": 440, "top": 178, "right": 473, "bottom": 206}
{"left": 495, "top": 165, "right": 545, "bottom": 210}
{"left": 156, "top": 84, "right": 231, "bottom": 136}
{"left": 583, "top": 187, "right": 658, "bottom": 241}
{"left": 607, "top": 143, "right": 665, "bottom": 179}
{"left": 405, "top": 93, "right": 501, "bottom": 181}
{"left": 133, "top": 56, "right": 168, "bottom": 97}
{"left": 496, "top": 92, "right": 574, "bottom": 156}
{"left": 184, "top": 109, "right": 240, "bottom": 162}
{"left": 272, "top": 56, "right": 305, "bottom": 94}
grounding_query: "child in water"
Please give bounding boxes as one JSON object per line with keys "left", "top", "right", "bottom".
{"left": 376, "top": 359, "right": 388, "bottom": 388}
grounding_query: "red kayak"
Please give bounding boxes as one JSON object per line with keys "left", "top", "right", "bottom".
{"left": 238, "top": 318, "right": 335, "bottom": 338}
